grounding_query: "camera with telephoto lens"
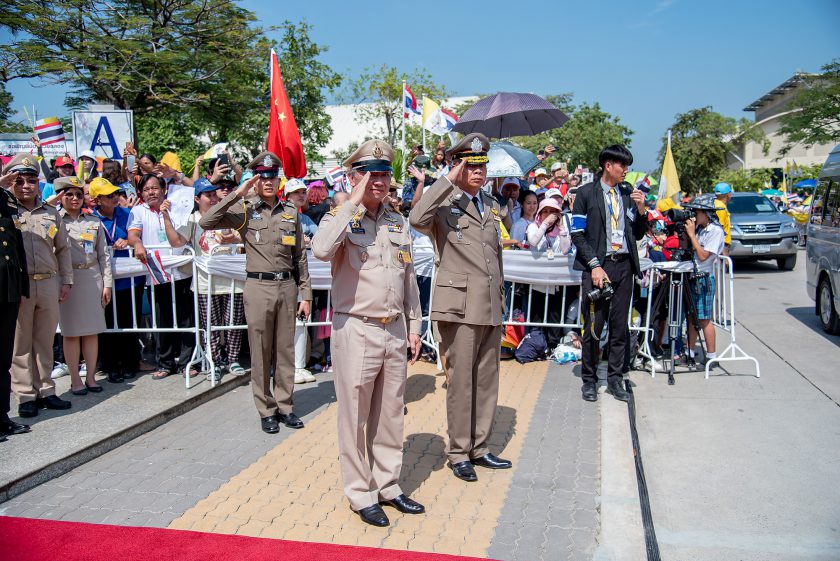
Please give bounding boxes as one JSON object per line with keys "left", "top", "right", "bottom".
{"left": 664, "top": 208, "right": 697, "bottom": 262}
{"left": 586, "top": 281, "right": 614, "bottom": 302}
{"left": 666, "top": 208, "right": 695, "bottom": 223}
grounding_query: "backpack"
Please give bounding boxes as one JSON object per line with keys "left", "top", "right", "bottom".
{"left": 515, "top": 329, "right": 548, "bottom": 364}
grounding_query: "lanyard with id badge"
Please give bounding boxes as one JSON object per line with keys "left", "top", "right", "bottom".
{"left": 81, "top": 230, "right": 96, "bottom": 254}
{"left": 607, "top": 189, "right": 624, "bottom": 252}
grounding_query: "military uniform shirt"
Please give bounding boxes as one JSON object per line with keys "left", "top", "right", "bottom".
{"left": 0, "top": 189, "right": 29, "bottom": 302}
{"left": 199, "top": 190, "right": 311, "bottom": 300}
{"left": 312, "top": 202, "right": 421, "bottom": 334}
{"left": 61, "top": 211, "right": 113, "bottom": 288}
{"left": 18, "top": 199, "right": 73, "bottom": 285}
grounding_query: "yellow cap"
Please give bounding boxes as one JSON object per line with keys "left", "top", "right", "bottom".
{"left": 160, "top": 151, "right": 182, "bottom": 173}
{"left": 89, "top": 177, "right": 120, "bottom": 199}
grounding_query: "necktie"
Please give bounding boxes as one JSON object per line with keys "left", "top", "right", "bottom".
{"left": 471, "top": 196, "right": 482, "bottom": 218}
{"left": 608, "top": 188, "right": 619, "bottom": 230}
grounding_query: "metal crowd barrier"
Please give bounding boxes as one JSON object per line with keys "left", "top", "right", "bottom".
{"left": 105, "top": 245, "right": 204, "bottom": 388}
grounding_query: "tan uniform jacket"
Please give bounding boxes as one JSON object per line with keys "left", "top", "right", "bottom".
{"left": 61, "top": 211, "right": 113, "bottom": 288}
{"left": 18, "top": 200, "right": 72, "bottom": 285}
{"left": 312, "top": 202, "right": 422, "bottom": 334}
{"left": 199, "top": 191, "right": 311, "bottom": 300}
{"left": 409, "top": 176, "right": 504, "bottom": 326}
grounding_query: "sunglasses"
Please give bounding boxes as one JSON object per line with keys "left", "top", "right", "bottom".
{"left": 14, "top": 177, "right": 39, "bottom": 186}
{"left": 63, "top": 191, "right": 84, "bottom": 199}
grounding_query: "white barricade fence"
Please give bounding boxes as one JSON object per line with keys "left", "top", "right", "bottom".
{"left": 708, "top": 255, "right": 760, "bottom": 378}
{"left": 108, "top": 245, "right": 204, "bottom": 388}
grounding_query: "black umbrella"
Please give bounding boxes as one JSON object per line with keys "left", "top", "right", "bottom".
{"left": 452, "top": 92, "right": 569, "bottom": 138}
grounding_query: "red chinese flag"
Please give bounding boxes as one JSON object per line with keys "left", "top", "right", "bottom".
{"left": 268, "top": 49, "right": 307, "bottom": 178}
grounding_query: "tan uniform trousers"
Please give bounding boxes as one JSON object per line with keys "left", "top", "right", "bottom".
{"left": 437, "top": 322, "right": 502, "bottom": 464}
{"left": 12, "top": 276, "right": 60, "bottom": 402}
{"left": 332, "top": 312, "right": 406, "bottom": 511}
{"left": 243, "top": 277, "right": 297, "bottom": 418}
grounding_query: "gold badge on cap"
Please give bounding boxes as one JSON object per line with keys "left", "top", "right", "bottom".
{"left": 470, "top": 137, "right": 482, "bottom": 152}
{"left": 71, "top": 177, "right": 81, "bottom": 186}
{"left": 22, "top": 157, "right": 33, "bottom": 167}
{"left": 373, "top": 142, "right": 383, "bottom": 159}
{"left": 262, "top": 155, "right": 272, "bottom": 167}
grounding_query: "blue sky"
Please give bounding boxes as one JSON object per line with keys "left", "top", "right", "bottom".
{"left": 4, "top": 0, "right": 839, "bottom": 170}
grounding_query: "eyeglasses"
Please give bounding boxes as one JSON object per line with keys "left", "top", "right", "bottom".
{"left": 63, "top": 191, "right": 84, "bottom": 199}
{"left": 14, "top": 177, "right": 39, "bottom": 186}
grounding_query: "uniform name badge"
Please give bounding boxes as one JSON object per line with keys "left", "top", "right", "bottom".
{"left": 350, "top": 223, "right": 365, "bottom": 234}
{"left": 449, "top": 207, "right": 462, "bottom": 216}
{"left": 250, "top": 211, "right": 262, "bottom": 221}
{"left": 281, "top": 235, "right": 296, "bottom": 246}
{"left": 610, "top": 229, "right": 624, "bottom": 251}
{"left": 47, "top": 224, "right": 57, "bottom": 239}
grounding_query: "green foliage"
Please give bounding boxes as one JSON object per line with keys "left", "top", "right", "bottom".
{"left": 511, "top": 97, "right": 633, "bottom": 171}
{"left": 1, "top": 4, "right": 339, "bottom": 167}
{"left": 343, "top": 64, "right": 447, "bottom": 147}
{"left": 0, "top": 82, "right": 28, "bottom": 133}
{"left": 779, "top": 60, "right": 840, "bottom": 155}
{"left": 714, "top": 168, "right": 774, "bottom": 192}
{"left": 660, "top": 106, "right": 768, "bottom": 194}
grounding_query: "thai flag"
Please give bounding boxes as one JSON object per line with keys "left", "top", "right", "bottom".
{"left": 144, "top": 250, "right": 171, "bottom": 285}
{"left": 403, "top": 85, "right": 419, "bottom": 118}
{"left": 441, "top": 107, "right": 458, "bottom": 130}
{"left": 325, "top": 166, "right": 344, "bottom": 187}
{"left": 34, "top": 117, "right": 66, "bottom": 146}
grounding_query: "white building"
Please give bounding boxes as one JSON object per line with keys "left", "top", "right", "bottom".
{"left": 728, "top": 72, "right": 835, "bottom": 171}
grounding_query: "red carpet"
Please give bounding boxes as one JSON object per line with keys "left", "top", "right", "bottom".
{"left": 0, "top": 516, "right": 494, "bottom": 561}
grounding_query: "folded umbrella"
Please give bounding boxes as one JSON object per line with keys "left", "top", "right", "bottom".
{"left": 452, "top": 92, "right": 569, "bottom": 138}
{"left": 487, "top": 142, "right": 539, "bottom": 178}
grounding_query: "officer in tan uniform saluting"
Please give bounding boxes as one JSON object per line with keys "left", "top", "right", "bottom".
{"left": 312, "top": 139, "right": 424, "bottom": 528}
{"left": 3, "top": 153, "right": 73, "bottom": 418}
{"left": 200, "top": 151, "right": 311, "bottom": 434}
{"left": 409, "top": 133, "right": 512, "bottom": 482}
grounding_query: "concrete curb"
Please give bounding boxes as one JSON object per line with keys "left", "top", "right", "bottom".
{"left": 0, "top": 375, "right": 249, "bottom": 504}
{"left": 594, "top": 393, "right": 647, "bottom": 561}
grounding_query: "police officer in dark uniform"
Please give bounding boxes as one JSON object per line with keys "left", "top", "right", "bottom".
{"left": 0, "top": 158, "right": 32, "bottom": 440}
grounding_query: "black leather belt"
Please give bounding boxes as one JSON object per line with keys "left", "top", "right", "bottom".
{"left": 607, "top": 253, "right": 629, "bottom": 262}
{"left": 247, "top": 271, "right": 292, "bottom": 281}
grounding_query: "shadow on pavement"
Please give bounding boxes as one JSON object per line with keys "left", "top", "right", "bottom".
{"left": 400, "top": 433, "right": 446, "bottom": 496}
{"left": 405, "top": 373, "right": 436, "bottom": 405}
{"left": 292, "top": 380, "right": 337, "bottom": 418}
{"left": 786, "top": 306, "right": 840, "bottom": 348}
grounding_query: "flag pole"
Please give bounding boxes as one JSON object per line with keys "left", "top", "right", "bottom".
{"left": 401, "top": 80, "right": 407, "bottom": 151}
{"left": 422, "top": 99, "right": 427, "bottom": 154}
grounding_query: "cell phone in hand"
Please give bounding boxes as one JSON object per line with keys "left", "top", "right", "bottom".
{"left": 126, "top": 154, "right": 136, "bottom": 171}
{"left": 218, "top": 153, "right": 230, "bottom": 167}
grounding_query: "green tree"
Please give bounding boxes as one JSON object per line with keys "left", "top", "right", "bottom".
{"left": 779, "top": 60, "right": 840, "bottom": 155}
{"left": 714, "top": 168, "right": 774, "bottom": 192}
{"left": 0, "top": 82, "right": 28, "bottom": 133}
{"left": 660, "top": 106, "right": 768, "bottom": 194}
{"left": 1, "top": 4, "right": 339, "bottom": 165}
{"left": 343, "top": 64, "right": 448, "bottom": 147}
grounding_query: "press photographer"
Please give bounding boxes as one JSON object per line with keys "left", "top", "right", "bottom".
{"left": 681, "top": 195, "right": 725, "bottom": 369}
{"left": 570, "top": 145, "right": 648, "bottom": 403}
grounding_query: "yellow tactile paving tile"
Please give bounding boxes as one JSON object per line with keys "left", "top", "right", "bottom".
{"left": 170, "top": 359, "right": 549, "bottom": 557}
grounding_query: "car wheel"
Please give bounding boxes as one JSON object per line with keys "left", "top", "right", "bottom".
{"left": 777, "top": 254, "right": 797, "bottom": 270}
{"left": 817, "top": 277, "right": 840, "bottom": 334}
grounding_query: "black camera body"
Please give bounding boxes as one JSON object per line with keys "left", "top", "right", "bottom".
{"left": 586, "top": 281, "right": 614, "bottom": 302}
{"left": 666, "top": 208, "right": 695, "bottom": 223}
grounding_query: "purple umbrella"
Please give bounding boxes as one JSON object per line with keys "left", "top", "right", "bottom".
{"left": 452, "top": 92, "right": 570, "bottom": 138}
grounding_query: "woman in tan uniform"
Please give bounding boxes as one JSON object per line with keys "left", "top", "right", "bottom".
{"left": 55, "top": 177, "right": 112, "bottom": 395}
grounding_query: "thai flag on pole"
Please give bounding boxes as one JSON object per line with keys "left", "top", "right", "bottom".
{"left": 325, "top": 166, "right": 345, "bottom": 187}
{"left": 441, "top": 107, "right": 458, "bottom": 130}
{"left": 403, "top": 84, "right": 419, "bottom": 118}
{"left": 144, "top": 250, "right": 171, "bottom": 286}
{"left": 34, "top": 117, "right": 66, "bottom": 146}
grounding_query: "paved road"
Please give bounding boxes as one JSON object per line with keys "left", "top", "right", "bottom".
{"left": 633, "top": 252, "right": 840, "bottom": 561}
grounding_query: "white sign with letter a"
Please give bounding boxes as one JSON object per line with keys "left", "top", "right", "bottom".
{"left": 72, "top": 110, "right": 134, "bottom": 162}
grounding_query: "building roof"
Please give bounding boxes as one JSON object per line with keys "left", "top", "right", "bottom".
{"left": 743, "top": 72, "right": 816, "bottom": 112}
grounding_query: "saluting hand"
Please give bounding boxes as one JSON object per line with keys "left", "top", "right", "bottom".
{"left": 408, "top": 333, "right": 421, "bottom": 365}
{"left": 235, "top": 175, "right": 259, "bottom": 198}
{"left": 0, "top": 171, "right": 18, "bottom": 188}
{"left": 348, "top": 171, "right": 370, "bottom": 207}
{"left": 445, "top": 159, "right": 466, "bottom": 186}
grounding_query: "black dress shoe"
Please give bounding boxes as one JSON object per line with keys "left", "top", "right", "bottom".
{"left": 381, "top": 494, "right": 425, "bottom": 514}
{"left": 260, "top": 416, "right": 280, "bottom": 434}
{"left": 0, "top": 418, "right": 31, "bottom": 436}
{"left": 471, "top": 453, "right": 512, "bottom": 470}
{"left": 276, "top": 412, "right": 304, "bottom": 429}
{"left": 582, "top": 383, "right": 598, "bottom": 402}
{"left": 450, "top": 461, "right": 478, "bottom": 482}
{"left": 107, "top": 371, "right": 124, "bottom": 383}
{"left": 37, "top": 395, "right": 72, "bottom": 410}
{"left": 606, "top": 381, "right": 631, "bottom": 402}
{"left": 357, "top": 504, "right": 389, "bottom": 527}
{"left": 85, "top": 383, "right": 104, "bottom": 393}
{"left": 18, "top": 401, "right": 38, "bottom": 418}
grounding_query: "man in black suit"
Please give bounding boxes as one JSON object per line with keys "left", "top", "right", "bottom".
{"left": 570, "top": 145, "right": 647, "bottom": 402}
